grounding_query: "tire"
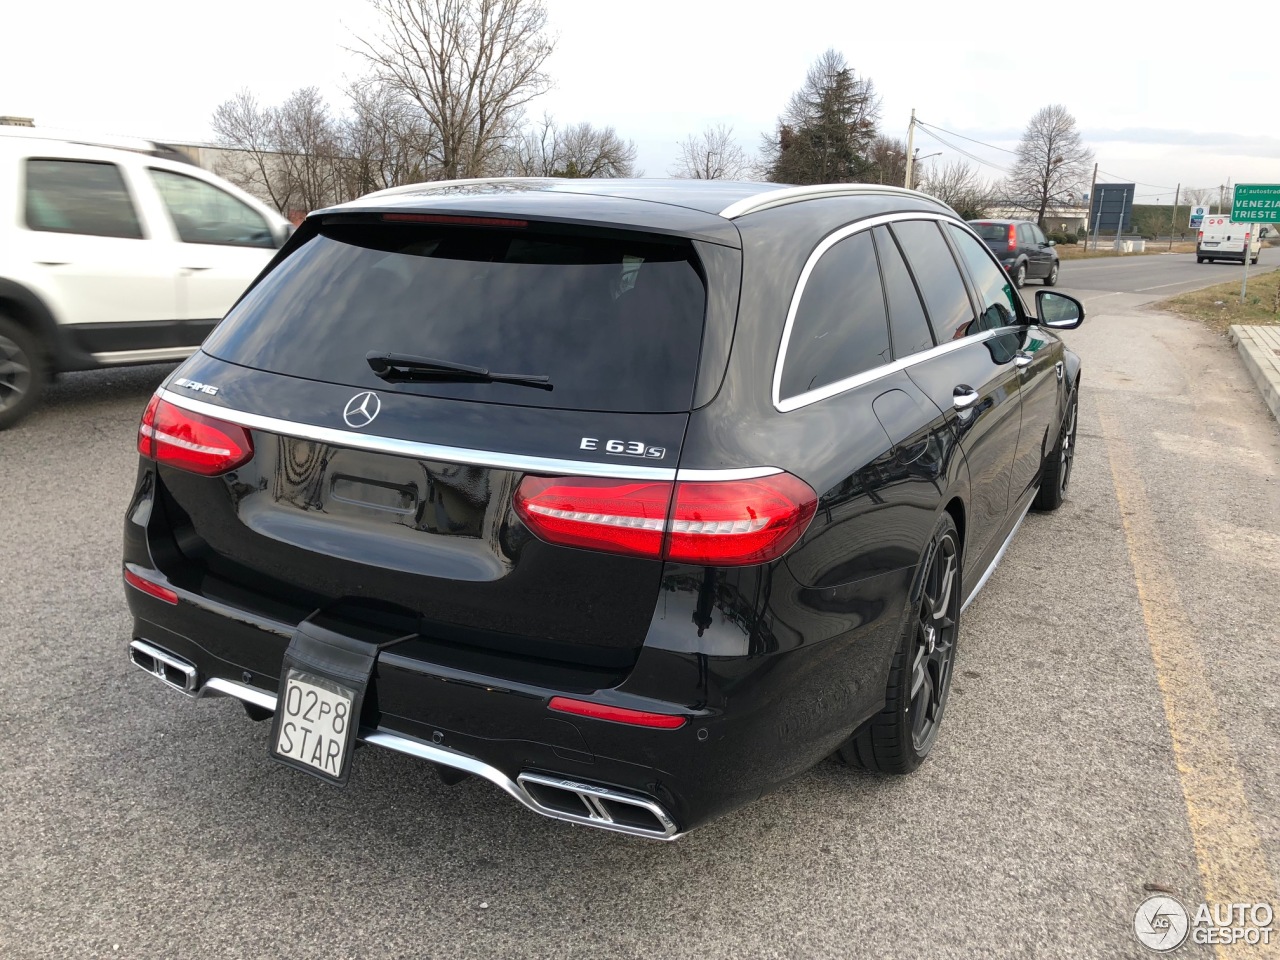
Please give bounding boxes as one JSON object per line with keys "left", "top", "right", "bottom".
{"left": 1251, "top": 256, "right": 1259, "bottom": 265}
{"left": 0, "top": 315, "right": 47, "bottom": 431}
{"left": 1043, "top": 262, "right": 1059, "bottom": 286}
{"left": 835, "top": 512, "right": 961, "bottom": 774}
{"left": 1196, "top": 257, "right": 1204, "bottom": 264}
{"left": 1033, "top": 382, "right": 1079, "bottom": 512}
{"left": 1012, "top": 262, "right": 1027, "bottom": 288}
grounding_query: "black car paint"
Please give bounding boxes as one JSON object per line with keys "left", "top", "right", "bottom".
{"left": 123, "top": 180, "right": 1081, "bottom": 834}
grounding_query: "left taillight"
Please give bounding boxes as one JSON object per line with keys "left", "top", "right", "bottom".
{"left": 137, "top": 394, "right": 253, "bottom": 476}
{"left": 513, "top": 472, "right": 817, "bottom": 566}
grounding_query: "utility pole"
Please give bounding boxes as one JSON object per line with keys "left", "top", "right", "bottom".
{"left": 1169, "top": 183, "right": 1179, "bottom": 250}
{"left": 1086, "top": 162, "right": 1098, "bottom": 243}
{"left": 1091, "top": 187, "right": 1105, "bottom": 252}
{"left": 903, "top": 108, "right": 916, "bottom": 190}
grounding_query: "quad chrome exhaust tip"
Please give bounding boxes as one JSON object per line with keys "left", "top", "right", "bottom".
{"left": 129, "top": 639, "right": 198, "bottom": 694}
{"left": 127, "top": 639, "right": 682, "bottom": 840}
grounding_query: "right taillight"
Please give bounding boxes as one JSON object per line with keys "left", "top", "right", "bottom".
{"left": 513, "top": 472, "right": 817, "bottom": 566}
{"left": 1008, "top": 224, "right": 1018, "bottom": 250}
{"left": 137, "top": 393, "right": 253, "bottom": 476}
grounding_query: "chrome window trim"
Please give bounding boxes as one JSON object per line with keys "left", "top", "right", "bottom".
{"left": 158, "top": 389, "right": 781, "bottom": 483}
{"left": 718, "top": 184, "right": 938, "bottom": 220}
{"left": 772, "top": 212, "right": 1007, "bottom": 414}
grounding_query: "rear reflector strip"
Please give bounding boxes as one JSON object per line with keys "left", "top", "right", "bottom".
{"left": 124, "top": 569, "right": 179, "bottom": 605}
{"left": 548, "top": 696, "right": 686, "bottom": 729}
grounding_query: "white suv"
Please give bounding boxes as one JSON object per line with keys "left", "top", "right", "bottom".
{"left": 0, "top": 127, "right": 292, "bottom": 428}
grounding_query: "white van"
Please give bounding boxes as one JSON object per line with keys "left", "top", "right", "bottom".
{"left": 1197, "top": 215, "right": 1267, "bottom": 264}
{"left": 0, "top": 127, "right": 292, "bottom": 428}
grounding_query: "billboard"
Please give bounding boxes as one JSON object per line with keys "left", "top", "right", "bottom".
{"left": 1090, "top": 183, "right": 1135, "bottom": 235}
{"left": 1189, "top": 205, "right": 1209, "bottom": 230}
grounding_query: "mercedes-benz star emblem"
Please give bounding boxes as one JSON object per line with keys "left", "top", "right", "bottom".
{"left": 343, "top": 391, "right": 381, "bottom": 429}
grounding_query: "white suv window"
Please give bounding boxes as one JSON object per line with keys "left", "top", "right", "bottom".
{"left": 24, "top": 159, "right": 143, "bottom": 239}
{"left": 149, "top": 169, "right": 275, "bottom": 248}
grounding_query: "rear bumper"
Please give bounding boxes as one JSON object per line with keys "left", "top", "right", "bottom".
{"left": 123, "top": 557, "right": 903, "bottom": 837}
{"left": 1198, "top": 247, "right": 1247, "bottom": 260}
{"left": 128, "top": 638, "right": 681, "bottom": 838}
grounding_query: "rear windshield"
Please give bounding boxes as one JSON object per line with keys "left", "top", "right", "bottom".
{"left": 969, "top": 222, "right": 1008, "bottom": 241}
{"left": 202, "top": 222, "right": 708, "bottom": 412}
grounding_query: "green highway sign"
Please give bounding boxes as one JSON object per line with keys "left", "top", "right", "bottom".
{"left": 1232, "top": 183, "right": 1280, "bottom": 222}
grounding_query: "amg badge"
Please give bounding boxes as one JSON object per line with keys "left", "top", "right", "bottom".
{"left": 173, "top": 377, "right": 219, "bottom": 396}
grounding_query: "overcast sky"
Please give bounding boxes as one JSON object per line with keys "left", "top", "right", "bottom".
{"left": 6, "top": 0, "right": 1278, "bottom": 205}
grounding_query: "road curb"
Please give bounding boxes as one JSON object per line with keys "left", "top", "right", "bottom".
{"left": 1228, "top": 325, "right": 1280, "bottom": 424}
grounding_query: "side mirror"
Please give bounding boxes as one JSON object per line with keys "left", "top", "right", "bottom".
{"left": 1036, "top": 291, "right": 1084, "bottom": 330}
{"left": 275, "top": 222, "right": 296, "bottom": 249}
{"left": 1047, "top": 240, "right": 1056, "bottom": 247}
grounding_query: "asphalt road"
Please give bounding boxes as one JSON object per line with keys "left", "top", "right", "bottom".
{"left": 1052, "top": 250, "right": 1279, "bottom": 307}
{"left": 2, "top": 259, "right": 1277, "bottom": 959}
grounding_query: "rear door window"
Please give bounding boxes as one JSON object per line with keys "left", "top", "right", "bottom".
{"left": 890, "top": 220, "right": 975, "bottom": 343}
{"left": 872, "top": 226, "right": 934, "bottom": 358}
{"left": 779, "top": 230, "right": 890, "bottom": 401}
{"left": 202, "top": 223, "right": 708, "bottom": 413}
{"left": 24, "top": 159, "right": 143, "bottom": 239}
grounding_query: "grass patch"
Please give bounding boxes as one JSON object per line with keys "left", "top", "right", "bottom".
{"left": 1057, "top": 241, "right": 1198, "bottom": 260}
{"left": 1158, "top": 271, "right": 1280, "bottom": 335}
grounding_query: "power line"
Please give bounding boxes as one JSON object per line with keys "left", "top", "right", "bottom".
{"left": 914, "top": 128, "right": 1009, "bottom": 173}
{"left": 1098, "top": 169, "right": 1177, "bottom": 191}
{"left": 915, "top": 119, "right": 1018, "bottom": 155}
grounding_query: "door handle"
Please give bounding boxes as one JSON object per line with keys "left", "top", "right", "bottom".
{"left": 182, "top": 266, "right": 213, "bottom": 272}
{"left": 952, "top": 386, "right": 980, "bottom": 410}
{"left": 1014, "top": 352, "right": 1034, "bottom": 369}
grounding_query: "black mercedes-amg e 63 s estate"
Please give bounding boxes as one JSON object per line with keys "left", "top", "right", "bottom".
{"left": 123, "top": 178, "right": 1084, "bottom": 839}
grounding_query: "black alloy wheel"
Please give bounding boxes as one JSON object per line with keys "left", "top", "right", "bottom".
{"left": 835, "top": 513, "right": 962, "bottom": 773}
{"left": 909, "top": 530, "right": 960, "bottom": 753}
{"left": 1033, "top": 386, "right": 1079, "bottom": 512}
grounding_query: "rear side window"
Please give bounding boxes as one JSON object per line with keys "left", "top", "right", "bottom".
{"left": 872, "top": 226, "right": 934, "bottom": 358}
{"left": 947, "top": 225, "right": 1021, "bottom": 332}
{"left": 24, "top": 159, "right": 143, "bottom": 239}
{"left": 890, "top": 220, "right": 974, "bottom": 343}
{"left": 202, "top": 223, "right": 708, "bottom": 413}
{"left": 779, "top": 230, "right": 890, "bottom": 401}
{"left": 1017, "top": 224, "right": 1033, "bottom": 246}
{"left": 149, "top": 169, "right": 275, "bottom": 247}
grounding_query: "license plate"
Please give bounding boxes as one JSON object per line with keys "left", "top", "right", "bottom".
{"left": 271, "top": 669, "right": 356, "bottom": 782}
{"left": 1203, "top": 241, "right": 1219, "bottom": 246}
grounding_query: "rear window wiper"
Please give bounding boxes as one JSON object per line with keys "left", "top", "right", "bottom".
{"left": 366, "top": 352, "right": 553, "bottom": 391}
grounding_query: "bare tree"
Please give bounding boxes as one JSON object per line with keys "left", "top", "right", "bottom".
{"left": 354, "top": 0, "right": 556, "bottom": 180}
{"left": 338, "top": 80, "right": 439, "bottom": 199}
{"left": 670, "top": 124, "right": 751, "bottom": 180}
{"left": 211, "top": 90, "right": 296, "bottom": 212}
{"left": 1181, "top": 186, "right": 1216, "bottom": 207}
{"left": 554, "top": 122, "right": 637, "bottom": 177}
{"left": 1006, "top": 104, "right": 1093, "bottom": 227}
{"left": 273, "top": 87, "right": 342, "bottom": 212}
{"left": 863, "top": 135, "right": 907, "bottom": 186}
{"left": 759, "top": 49, "right": 881, "bottom": 184}
{"left": 505, "top": 114, "right": 636, "bottom": 177}
{"left": 920, "top": 159, "right": 993, "bottom": 220}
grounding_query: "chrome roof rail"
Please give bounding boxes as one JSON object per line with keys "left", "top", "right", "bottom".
{"left": 718, "top": 183, "right": 947, "bottom": 220}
